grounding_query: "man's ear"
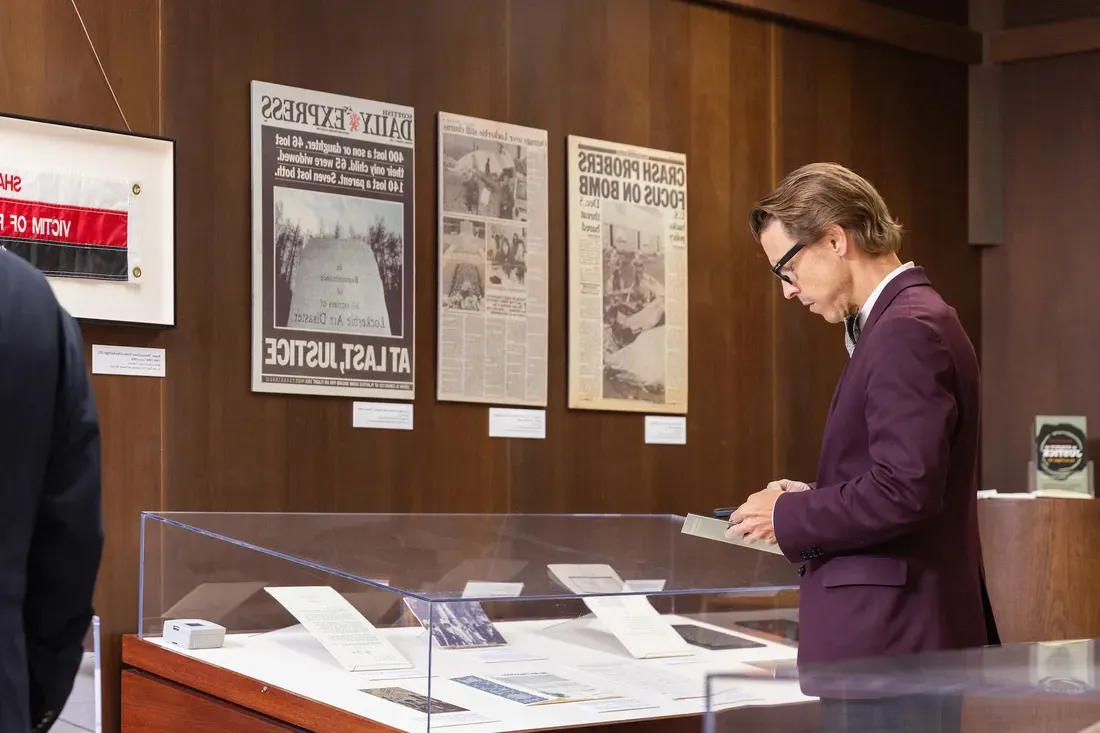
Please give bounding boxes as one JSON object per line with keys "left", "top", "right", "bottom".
{"left": 824, "top": 224, "right": 849, "bottom": 258}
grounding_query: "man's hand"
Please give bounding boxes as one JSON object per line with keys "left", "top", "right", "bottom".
{"left": 725, "top": 479, "right": 811, "bottom": 545}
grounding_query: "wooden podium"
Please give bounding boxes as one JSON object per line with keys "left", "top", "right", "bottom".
{"left": 979, "top": 495, "right": 1100, "bottom": 643}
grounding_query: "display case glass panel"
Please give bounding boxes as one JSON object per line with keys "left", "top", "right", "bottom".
{"left": 138, "top": 512, "right": 806, "bottom": 732}
{"left": 705, "top": 638, "right": 1100, "bottom": 733}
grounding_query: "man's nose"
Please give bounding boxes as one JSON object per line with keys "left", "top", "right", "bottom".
{"left": 782, "top": 281, "right": 799, "bottom": 300}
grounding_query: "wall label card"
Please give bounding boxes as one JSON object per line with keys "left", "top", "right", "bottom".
{"left": 488, "top": 407, "right": 545, "bottom": 439}
{"left": 91, "top": 345, "right": 166, "bottom": 378}
{"left": 566, "top": 135, "right": 688, "bottom": 414}
{"left": 436, "top": 113, "right": 549, "bottom": 407}
{"left": 352, "top": 401, "right": 413, "bottom": 430}
{"left": 250, "top": 81, "right": 415, "bottom": 399}
{"left": 644, "top": 416, "right": 686, "bottom": 444}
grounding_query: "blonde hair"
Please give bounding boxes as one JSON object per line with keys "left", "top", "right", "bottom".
{"left": 748, "top": 163, "right": 903, "bottom": 255}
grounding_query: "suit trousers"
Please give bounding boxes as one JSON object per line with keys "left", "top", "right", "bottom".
{"left": 819, "top": 694, "right": 963, "bottom": 733}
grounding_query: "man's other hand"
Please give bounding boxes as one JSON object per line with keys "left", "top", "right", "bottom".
{"left": 775, "top": 478, "right": 811, "bottom": 493}
{"left": 726, "top": 479, "right": 810, "bottom": 545}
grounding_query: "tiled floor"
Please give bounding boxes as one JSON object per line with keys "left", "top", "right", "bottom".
{"left": 57, "top": 652, "right": 97, "bottom": 732}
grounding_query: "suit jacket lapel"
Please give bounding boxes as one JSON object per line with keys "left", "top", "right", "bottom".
{"left": 823, "top": 267, "right": 932, "bottom": 420}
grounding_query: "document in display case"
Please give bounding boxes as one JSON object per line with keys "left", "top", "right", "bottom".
{"left": 133, "top": 512, "right": 810, "bottom": 732}
{"left": 704, "top": 638, "right": 1100, "bottom": 733}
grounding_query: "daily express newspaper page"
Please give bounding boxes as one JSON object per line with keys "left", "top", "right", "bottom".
{"left": 250, "top": 80, "right": 415, "bottom": 399}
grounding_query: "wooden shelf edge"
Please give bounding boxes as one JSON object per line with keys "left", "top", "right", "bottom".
{"left": 692, "top": 0, "right": 981, "bottom": 63}
{"left": 123, "top": 670, "right": 307, "bottom": 732}
{"left": 121, "top": 635, "right": 398, "bottom": 733}
{"left": 987, "top": 17, "right": 1100, "bottom": 64}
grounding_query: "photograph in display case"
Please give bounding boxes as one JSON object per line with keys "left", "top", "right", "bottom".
{"left": 363, "top": 687, "right": 468, "bottom": 714}
{"left": 671, "top": 623, "right": 766, "bottom": 651}
{"left": 450, "top": 675, "right": 551, "bottom": 705}
{"left": 403, "top": 598, "right": 507, "bottom": 648}
{"left": 0, "top": 113, "right": 176, "bottom": 327}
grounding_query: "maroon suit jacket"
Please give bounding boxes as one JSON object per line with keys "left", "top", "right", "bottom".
{"left": 773, "top": 266, "right": 995, "bottom": 666}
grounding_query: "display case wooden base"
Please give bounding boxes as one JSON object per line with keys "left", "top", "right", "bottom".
{"left": 121, "top": 636, "right": 820, "bottom": 733}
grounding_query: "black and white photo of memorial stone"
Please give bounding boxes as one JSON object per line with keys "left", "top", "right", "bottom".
{"left": 273, "top": 186, "right": 405, "bottom": 336}
{"left": 440, "top": 217, "right": 486, "bottom": 314}
{"left": 600, "top": 201, "right": 667, "bottom": 404}
{"left": 441, "top": 133, "right": 527, "bottom": 222}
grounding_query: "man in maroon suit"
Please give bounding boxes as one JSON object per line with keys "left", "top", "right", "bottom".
{"left": 730, "top": 163, "right": 998, "bottom": 731}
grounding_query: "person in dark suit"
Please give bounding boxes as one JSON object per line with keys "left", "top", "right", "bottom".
{"left": 0, "top": 249, "right": 103, "bottom": 732}
{"left": 729, "top": 163, "right": 998, "bottom": 732}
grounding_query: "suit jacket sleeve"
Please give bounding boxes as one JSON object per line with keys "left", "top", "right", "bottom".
{"left": 23, "top": 308, "right": 104, "bottom": 722}
{"left": 773, "top": 317, "right": 957, "bottom": 560}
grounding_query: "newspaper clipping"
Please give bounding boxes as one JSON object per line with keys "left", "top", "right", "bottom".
{"left": 250, "top": 81, "right": 415, "bottom": 399}
{"left": 566, "top": 135, "right": 688, "bottom": 414}
{"left": 436, "top": 112, "right": 548, "bottom": 406}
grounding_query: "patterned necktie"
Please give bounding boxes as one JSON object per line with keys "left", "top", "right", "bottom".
{"left": 844, "top": 313, "right": 861, "bottom": 357}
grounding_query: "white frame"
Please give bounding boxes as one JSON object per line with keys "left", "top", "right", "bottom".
{"left": 0, "top": 113, "right": 176, "bottom": 328}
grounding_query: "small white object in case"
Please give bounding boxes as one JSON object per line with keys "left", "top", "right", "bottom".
{"left": 163, "top": 619, "right": 226, "bottom": 650}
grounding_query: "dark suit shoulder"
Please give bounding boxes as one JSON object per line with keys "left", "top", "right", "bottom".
{"left": 0, "top": 249, "right": 62, "bottom": 321}
{"left": 872, "top": 303, "right": 948, "bottom": 349}
{"left": 876, "top": 283, "right": 962, "bottom": 339}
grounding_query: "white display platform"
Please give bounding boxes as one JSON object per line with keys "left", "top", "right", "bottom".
{"left": 148, "top": 614, "right": 809, "bottom": 733}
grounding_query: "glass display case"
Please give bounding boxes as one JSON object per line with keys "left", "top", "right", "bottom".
{"left": 704, "top": 638, "right": 1100, "bottom": 733}
{"left": 134, "top": 512, "right": 806, "bottom": 732}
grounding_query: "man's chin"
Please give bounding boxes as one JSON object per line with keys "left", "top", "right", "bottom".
{"left": 805, "top": 302, "right": 840, "bottom": 323}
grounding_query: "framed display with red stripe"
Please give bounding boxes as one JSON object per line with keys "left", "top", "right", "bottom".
{"left": 0, "top": 113, "right": 175, "bottom": 328}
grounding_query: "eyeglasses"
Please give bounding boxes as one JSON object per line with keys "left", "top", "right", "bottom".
{"left": 771, "top": 241, "right": 806, "bottom": 284}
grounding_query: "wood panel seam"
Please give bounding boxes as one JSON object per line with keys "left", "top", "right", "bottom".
{"left": 768, "top": 21, "right": 781, "bottom": 479}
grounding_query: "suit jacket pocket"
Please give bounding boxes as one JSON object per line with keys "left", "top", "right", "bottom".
{"left": 820, "top": 556, "right": 908, "bottom": 588}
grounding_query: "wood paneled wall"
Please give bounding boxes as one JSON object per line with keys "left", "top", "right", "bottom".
{"left": 1, "top": 0, "right": 977, "bottom": 730}
{"left": 980, "top": 46, "right": 1100, "bottom": 493}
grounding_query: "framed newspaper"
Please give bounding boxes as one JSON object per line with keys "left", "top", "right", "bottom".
{"left": 436, "top": 112, "right": 549, "bottom": 407}
{"left": 566, "top": 135, "right": 688, "bottom": 414}
{"left": 249, "top": 81, "right": 416, "bottom": 399}
{"left": 0, "top": 112, "right": 176, "bottom": 328}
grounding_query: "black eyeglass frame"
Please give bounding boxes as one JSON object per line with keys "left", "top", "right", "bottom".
{"left": 771, "top": 241, "right": 806, "bottom": 284}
